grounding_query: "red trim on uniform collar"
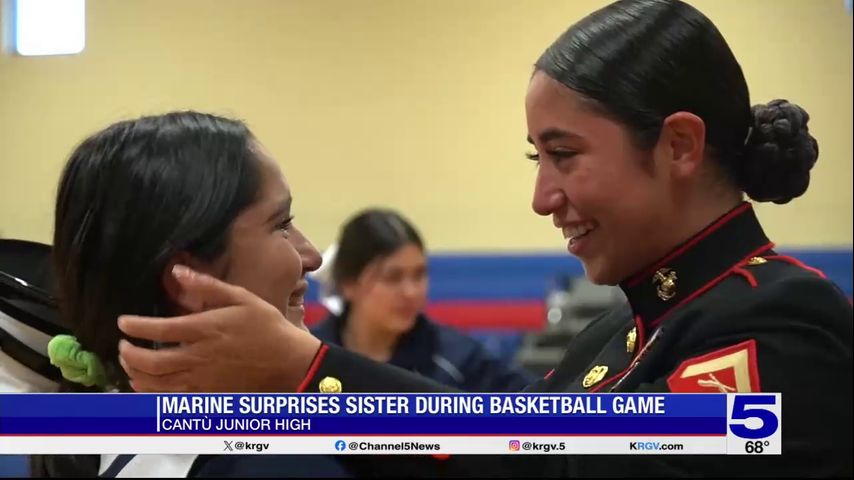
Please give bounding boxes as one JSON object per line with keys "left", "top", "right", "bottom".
{"left": 648, "top": 242, "right": 774, "bottom": 329}
{"left": 619, "top": 203, "right": 773, "bottom": 328}
{"left": 626, "top": 202, "right": 752, "bottom": 287}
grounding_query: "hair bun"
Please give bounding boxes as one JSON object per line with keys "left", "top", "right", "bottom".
{"left": 738, "top": 99, "right": 819, "bottom": 204}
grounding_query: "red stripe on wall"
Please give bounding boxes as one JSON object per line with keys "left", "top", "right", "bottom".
{"left": 304, "top": 302, "right": 546, "bottom": 331}
{"left": 426, "top": 302, "right": 546, "bottom": 330}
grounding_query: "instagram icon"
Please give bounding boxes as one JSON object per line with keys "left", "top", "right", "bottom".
{"left": 509, "top": 440, "right": 521, "bottom": 451}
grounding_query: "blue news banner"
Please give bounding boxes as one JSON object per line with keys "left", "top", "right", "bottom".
{"left": 0, "top": 393, "right": 780, "bottom": 455}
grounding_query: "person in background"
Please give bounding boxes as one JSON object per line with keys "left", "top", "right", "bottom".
{"left": 311, "top": 208, "right": 533, "bottom": 392}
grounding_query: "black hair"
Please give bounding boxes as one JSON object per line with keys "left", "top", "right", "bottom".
{"left": 332, "top": 208, "right": 424, "bottom": 287}
{"left": 535, "top": 0, "right": 818, "bottom": 205}
{"left": 51, "top": 111, "right": 262, "bottom": 392}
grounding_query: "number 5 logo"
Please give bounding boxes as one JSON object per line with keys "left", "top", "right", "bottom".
{"left": 729, "top": 395, "right": 779, "bottom": 439}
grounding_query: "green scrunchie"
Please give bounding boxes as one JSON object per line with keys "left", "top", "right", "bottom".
{"left": 47, "top": 335, "right": 108, "bottom": 389}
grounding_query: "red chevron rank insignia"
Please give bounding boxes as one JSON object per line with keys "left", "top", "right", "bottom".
{"left": 667, "top": 340, "right": 761, "bottom": 393}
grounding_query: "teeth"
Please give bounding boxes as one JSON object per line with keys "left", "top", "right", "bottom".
{"left": 562, "top": 221, "right": 597, "bottom": 240}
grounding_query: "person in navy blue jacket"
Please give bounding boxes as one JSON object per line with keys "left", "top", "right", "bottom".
{"left": 311, "top": 209, "right": 533, "bottom": 393}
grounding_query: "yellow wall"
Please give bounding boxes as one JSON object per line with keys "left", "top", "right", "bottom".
{"left": 1, "top": 0, "right": 851, "bottom": 251}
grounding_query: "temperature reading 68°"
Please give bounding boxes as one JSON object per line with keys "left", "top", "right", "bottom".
{"left": 745, "top": 440, "right": 770, "bottom": 454}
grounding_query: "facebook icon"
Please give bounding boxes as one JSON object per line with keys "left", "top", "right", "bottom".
{"left": 335, "top": 440, "right": 347, "bottom": 451}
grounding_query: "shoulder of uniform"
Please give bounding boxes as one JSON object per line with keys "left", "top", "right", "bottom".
{"left": 668, "top": 269, "right": 852, "bottom": 394}
{"left": 758, "top": 271, "right": 848, "bottom": 307}
{"left": 704, "top": 263, "right": 852, "bottom": 337}
{"left": 719, "top": 254, "right": 843, "bottom": 298}
{"left": 736, "top": 254, "right": 833, "bottom": 281}
{"left": 736, "top": 255, "right": 848, "bottom": 301}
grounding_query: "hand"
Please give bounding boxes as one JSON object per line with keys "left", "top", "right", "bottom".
{"left": 116, "top": 265, "right": 322, "bottom": 392}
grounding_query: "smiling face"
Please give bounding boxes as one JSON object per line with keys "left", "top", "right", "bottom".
{"left": 196, "top": 141, "right": 322, "bottom": 327}
{"left": 525, "top": 71, "right": 679, "bottom": 285}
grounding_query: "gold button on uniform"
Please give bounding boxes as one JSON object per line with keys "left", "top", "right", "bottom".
{"left": 582, "top": 365, "right": 609, "bottom": 389}
{"left": 319, "top": 376, "right": 342, "bottom": 393}
{"left": 626, "top": 327, "right": 638, "bottom": 353}
{"left": 747, "top": 257, "right": 767, "bottom": 266}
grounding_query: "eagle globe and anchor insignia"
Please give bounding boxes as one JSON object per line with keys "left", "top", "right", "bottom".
{"left": 653, "top": 268, "right": 677, "bottom": 301}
